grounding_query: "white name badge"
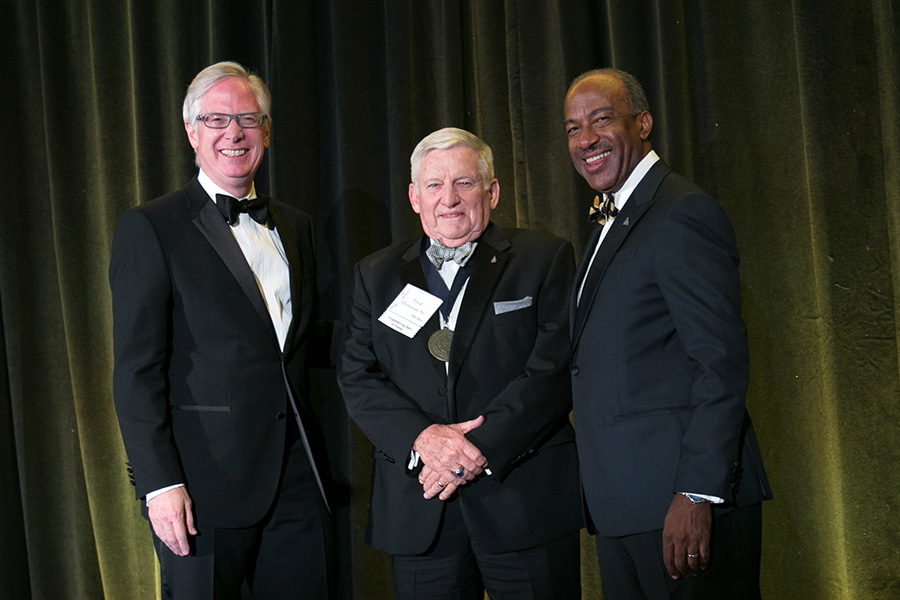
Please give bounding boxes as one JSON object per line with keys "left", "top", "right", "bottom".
{"left": 378, "top": 284, "right": 443, "bottom": 338}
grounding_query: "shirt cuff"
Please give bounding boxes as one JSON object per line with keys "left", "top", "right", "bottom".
{"left": 407, "top": 451, "right": 420, "bottom": 470}
{"left": 146, "top": 483, "right": 185, "bottom": 505}
{"left": 679, "top": 492, "right": 724, "bottom": 504}
{"left": 407, "top": 450, "right": 492, "bottom": 476}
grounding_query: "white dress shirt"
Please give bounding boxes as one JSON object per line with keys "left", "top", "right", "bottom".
{"left": 199, "top": 169, "right": 292, "bottom": 350}
{"left": 577, "top": 150, "right": 659, "bottom": 305}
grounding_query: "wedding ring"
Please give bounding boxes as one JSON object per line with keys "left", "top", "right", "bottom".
{"left": 437, "top": 481, "right": 445, "bottom": 488}
{"left": 687, "top": 553, "right": 699, "bottom": 558}
{"left": 455, "top": 466, "right": 465, "bottom": 478}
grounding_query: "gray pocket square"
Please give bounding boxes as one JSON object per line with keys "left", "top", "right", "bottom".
{"left": 494, "top": 296, "right": 533, "bottom": 315}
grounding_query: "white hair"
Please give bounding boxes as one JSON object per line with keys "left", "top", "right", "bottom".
{"left": 410, "top": 127, "right": 494, "bottom": 187}
{"left": 182, "top": 61, "right": 271, "bottom": 131}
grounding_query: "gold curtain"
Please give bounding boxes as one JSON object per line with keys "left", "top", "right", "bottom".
{"left": 1, "top": 1, "right": 897, "bottom": 598}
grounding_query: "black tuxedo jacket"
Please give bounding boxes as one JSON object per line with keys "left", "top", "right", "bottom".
{"left": 570, "top": 160, "right": 772, "bottom": 538}
{"left": 338, "top": 223, "right": 583, "bottom": 555}
{"left": 109, "top": 176, "right": 330, "bottom": 528}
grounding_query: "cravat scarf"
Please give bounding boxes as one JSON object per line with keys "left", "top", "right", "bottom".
{"left": 588, "top": 193, "right": 617, "bottom": 226}
{"left": 215, "top": 193, "right": 269, "bottom": 226}
{"left": 425, "top": 240, "right": 475, "bottom": 270}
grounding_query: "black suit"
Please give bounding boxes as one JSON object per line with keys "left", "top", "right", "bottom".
{"left": 338, "top": 224, "right": 582, "bottom": 592}
{"left": 570, "top": 160, "right": 771, "bottom": 595}
{"left": 109, "top": 176, "right": 332, "bottom": 596}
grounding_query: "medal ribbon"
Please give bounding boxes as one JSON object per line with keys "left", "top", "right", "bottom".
{"left": 419, "top": 237, "right": 475, "bottom": 321}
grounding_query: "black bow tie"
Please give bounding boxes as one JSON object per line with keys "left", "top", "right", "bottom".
{"left": 215, "top": 194, "right": 269, "bottom": 226}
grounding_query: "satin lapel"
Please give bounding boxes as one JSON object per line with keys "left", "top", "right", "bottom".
{"left": 190, "top": 186, "right": 279, "bottom": 344}
{"left": 571, "top": 225, "right": 603, "bottom": 337}
{"left": 447, "top": 226, "right": 511, "bottom": 386}
{"left": 269, "top": 201, "right": 303, "bottom": 356}
{"left": 398, "top": 241, "right": 448, "bottom": 386}
{"left": 571, "top": 161, "right": 671, "bottom": 352}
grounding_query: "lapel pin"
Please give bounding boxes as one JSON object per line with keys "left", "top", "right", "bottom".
{"left": 623, "top": 217, "right": 630, "bottom": 226}
{"left": 491, "top": 256, "right": 497, "bottom": 263}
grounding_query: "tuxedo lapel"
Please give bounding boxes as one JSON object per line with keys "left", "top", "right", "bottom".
{"left": 446, "top": 226, "right": 511, "bottom": 412}
{"left": 269, "top": 201, "right": 303, "bottom": 356}
{"left": 399, "top": 240, "right": 429, "bottom": 290}
{"left": 570, "top": 225, "right": 603, "bottom": 336}
{"left": 571, "top": 161, "right": 672, "bottom": 351}
{"left": 398, "top": 241, "right": 449, "bottom": 388}
{"left": 188, "top": 181, "right": 279, "bottom": 345}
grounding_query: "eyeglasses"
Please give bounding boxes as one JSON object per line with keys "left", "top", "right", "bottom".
{"left": 196, "top": 112, "right": 268, "bottom": 129}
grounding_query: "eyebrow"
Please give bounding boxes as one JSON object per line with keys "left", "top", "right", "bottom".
{"left": 565, "top": 106, "right": 615, "bottom": 126}
{"left": 424, "top": 174, "right": 477, "bottom": 182}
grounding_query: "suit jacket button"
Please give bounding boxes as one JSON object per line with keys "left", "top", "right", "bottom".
{"left": 275, "top": 412, "right": 286, "bottom": 420}
{"left": 570, "top": 366, "right": 579, "bottom": 375}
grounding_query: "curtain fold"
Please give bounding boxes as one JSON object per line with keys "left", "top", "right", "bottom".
{"left": 2, "top": 1, "right": 898, "bottom": 598}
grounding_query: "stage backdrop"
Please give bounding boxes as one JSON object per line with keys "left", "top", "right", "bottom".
{"left": 1, "top": 1, "right": 898, "bottom": 598}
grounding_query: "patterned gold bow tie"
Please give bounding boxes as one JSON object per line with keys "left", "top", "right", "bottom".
{"left": 588, "top": 194, "right": 618, "bottom": 226}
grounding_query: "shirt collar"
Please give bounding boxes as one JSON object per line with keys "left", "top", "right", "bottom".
{"left": 608, "top": 150, "right": 659, "bottom": 209}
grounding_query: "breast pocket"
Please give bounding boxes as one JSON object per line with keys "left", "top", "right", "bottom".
{"left": 493, "top": 304, "right": 535, "bottom": 327}
{"left": 492, "top": 296, "right": 534, "bottom": 326}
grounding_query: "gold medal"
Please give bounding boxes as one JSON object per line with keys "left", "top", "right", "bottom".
{"left": 428, "top": 327, "right": 453, "bottom": 361}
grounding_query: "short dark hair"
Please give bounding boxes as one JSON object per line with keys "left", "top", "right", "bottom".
{"left": 568, "top": 68, "right": 650, "bottom": 117}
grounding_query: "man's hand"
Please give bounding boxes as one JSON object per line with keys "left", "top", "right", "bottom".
{"left": 147, "top": 487, "right": 197, "bottom": 557}
{"left": 412, "top": 416, "right": 488, "bottom": 489}
{"left": 418, "top": 464, "right": 463, "bottom": 500}
{"left": 662, "top": 493, "right": 711, "bottom": 579}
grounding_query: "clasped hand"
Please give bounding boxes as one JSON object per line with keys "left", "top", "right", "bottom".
{"left": 413, "top": 415, "right": 487, "bottom": 501}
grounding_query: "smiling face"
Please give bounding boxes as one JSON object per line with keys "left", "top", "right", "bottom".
{"left": 564, "top": 73, "right": 652, "bottom": 194}
{"left": 185, "top": 77, "right": 269, "bottom": 197}
{"left": 409, "top": 146, "right": 499, "bottom": 248}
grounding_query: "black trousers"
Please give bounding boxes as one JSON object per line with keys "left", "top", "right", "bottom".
{"left": 595, "top": 503, "right": 763, "bottom": 600}
{"left": 151, "top": 433, "right": 334, "bottom": 600}
{"left": 391, "top": 498, "right": 581, "bottom": 600}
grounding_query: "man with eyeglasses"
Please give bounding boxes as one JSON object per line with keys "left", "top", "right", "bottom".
{"left": 109, "top": 61, "right": 335, "bottom": 599}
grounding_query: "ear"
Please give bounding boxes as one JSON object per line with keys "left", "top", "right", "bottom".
{"left": 638, "top": 111, "right": 653, "bottom": 141}
{"left": 488, "top": 179, "right": 500, "bottom": 210}
{"left": 408, "top": 183, "right": 421, "bottom": 214}
{"left": 185, "top": 121, "right": 200, "bottom": 150}
{"left": 262, "top": 126, "right": 270, "bottom": 148}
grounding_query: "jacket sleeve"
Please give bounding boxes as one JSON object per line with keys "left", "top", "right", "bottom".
{"left": 656, "top": 193, "right": 749, "bottom": 498}
{"left": 109, "top": 209, "right": 185, "bottom": 499}
{"left": 336, "top": 261, "right": 436, "bottom": 467}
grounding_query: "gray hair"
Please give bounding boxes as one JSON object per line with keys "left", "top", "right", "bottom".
{"left": 182, "top": 61, "right": 272, "bottom": 131}
{"left": 410, "top": 127, "right": 494, "bottom": 187}
{"left": 569, "top": 68, "right": 650, "bottom": 117}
